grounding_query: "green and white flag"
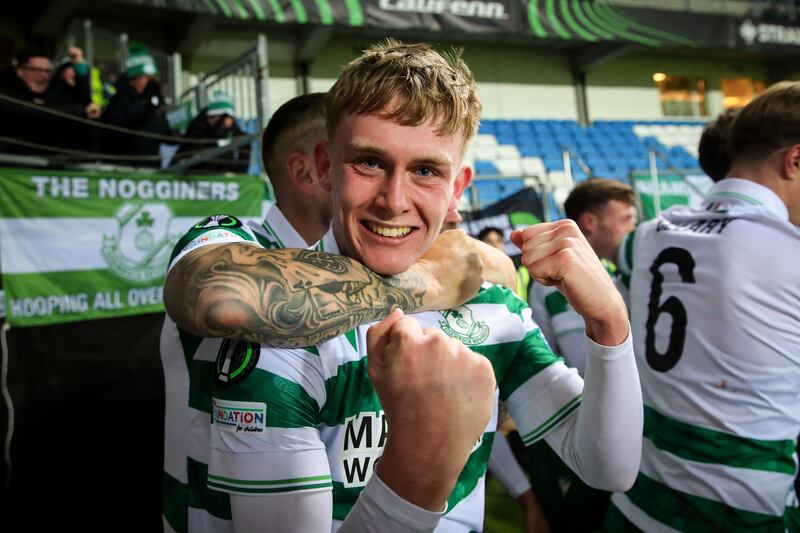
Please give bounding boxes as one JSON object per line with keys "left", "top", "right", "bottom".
{"left": 631, "top": 172, "right": 715, "bottom": 220}
{"left": 0, "top": 168, "right": 264, "bottom": 327}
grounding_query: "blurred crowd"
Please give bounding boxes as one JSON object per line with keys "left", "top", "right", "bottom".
{"left": 0, "top": 44, "right": 245, "bottom": 171}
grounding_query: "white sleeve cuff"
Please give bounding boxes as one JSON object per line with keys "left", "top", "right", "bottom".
{"left": 363, "top": 473, "right": 445, "bottom": 530}
{"left": 584, "top": 323, "right": 632, "bottom": 361}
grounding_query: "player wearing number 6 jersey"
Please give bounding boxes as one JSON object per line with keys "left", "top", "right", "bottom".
{"left": 610, "top": 82, "right": 800, "bottom": 532}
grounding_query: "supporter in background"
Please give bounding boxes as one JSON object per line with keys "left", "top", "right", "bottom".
{"left": 610, "top": 81, "right": 800, "bottom": 532}
{"left": 178, "top": 89, "right": 246, "bottom": 173}
{"left": 47, "top": 46, "right": 101, "bottom": 151}
{"left": 101, "top": 44, "right": 172, "bottom": 165}
{"left": 0, "top": 47, "right": 58, "bottom": 154}
{"left": 698, "top": 107, "right": 740, "bottom": 182}
{"left": 524, "top": 178, "right": 635, "bottom": 533}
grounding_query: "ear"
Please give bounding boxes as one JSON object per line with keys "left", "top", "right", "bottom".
{"left": 286, "top": 152, "right": 315, "bottom": 194}
{"left": 453, "top": 164, "right": 472, "bottom": 199}
{"left": 782, "top": 144, "right": 800, "bottom": 181}
{"left": 314, "top": 140, "right": 332, "bottom": 192}
{"left": 577, "top": 211, "right": 597, "bottom": 235}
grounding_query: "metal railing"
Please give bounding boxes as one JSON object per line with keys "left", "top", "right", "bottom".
{"left": 175, "top": 35, "right": 269, "bottom": 129}
{"left": 64, "top": 19, "right": 182, "bottom": 105}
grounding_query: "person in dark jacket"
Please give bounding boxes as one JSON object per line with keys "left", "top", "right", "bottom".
{"left": 0, "top": 48, "right": 58, "bottom": 154}
{"left": 47, "top": 47, "right": 101, "bottom": 152}
{"left": 101, "top": 45, "right": 172, "bottom": 166}
{"left": 178, "top": 89, "right": 246, "bottom": 173}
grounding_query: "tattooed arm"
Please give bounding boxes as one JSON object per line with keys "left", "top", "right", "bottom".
{"left": 164, "top": 229, "right": 496, "bottom": 347}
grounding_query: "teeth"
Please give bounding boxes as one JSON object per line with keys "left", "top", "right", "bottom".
{"left": 367, "top": 222, "right": 412, "bottom": 238}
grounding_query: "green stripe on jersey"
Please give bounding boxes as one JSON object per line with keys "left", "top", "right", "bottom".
{"left": 162, "top": 460, "right": 232, "bottom": 532}
{"left": 189, "top": 360, "right": 216, "bottom": 414}
{"left": 623, "top": 230, "right": 635, "bottom": 273}
{"left": 521, "top": 394, "right": 581, "bottom": 444}
{"left": 317, "top": 357, "right": 381, "bottom": 428}
{"left": 499, "top": 328, "right": 563, "bottom": 401}
{"left": 446, "top": 432, "right": 495, "bottom": 514}
{"left": 544, "top": 291, "right": 569, "bottom": 316}
{"left": 178, "top": 327, "right": 203, "bottom": 368}
{"left": 163, "top": 470, "right": 189, "bottom": 533}
{"left": 213, "top": 367, "right": 320, "bottom": 427}
{"left": 644, "top": 405, "right": 797, "bottom": 475}
{"left": 625, "top": 472, "right": 784, "bottom": 531}
{"left": 209, "top": 474, "right": 332, "bottom": 494}
{"left": 471, "top": 284, "right": 528, "bottom": 317}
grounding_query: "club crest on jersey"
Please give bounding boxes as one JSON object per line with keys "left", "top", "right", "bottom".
{"left": 193, "top": 214, "right": 242, "bottom": 230}
{"left": 439, "top": 306, "right": 489, "bottom": 345}
{"left": 215, "top": 339, "right": 260, "bottom": 387}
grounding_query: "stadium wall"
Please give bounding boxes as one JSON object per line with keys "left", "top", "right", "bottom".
{"left": 586, "top": 52, "right": 769, "bottom": 121}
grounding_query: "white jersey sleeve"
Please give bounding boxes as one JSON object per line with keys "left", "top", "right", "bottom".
{"left": 530, "top": 281, "right": 588, "bottom": 375}
{"left": 167, "top": 214, "right": 260, "bottom": 273}
{"left": 543, "top": 329, "right": 642, "bottom": 492}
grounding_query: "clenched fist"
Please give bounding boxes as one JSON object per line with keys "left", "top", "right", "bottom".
{"left": 511, "top": 220, "right": 628, "bottom": 346}
{"left": 412, "top": 229, "right": 516, "bottom": 311}
{"left": 366, "top": 310, "right": 496, "bottom": 511}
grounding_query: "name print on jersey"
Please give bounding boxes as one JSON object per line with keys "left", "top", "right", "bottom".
{"left": 341, "top": 411, "right": 387, "bottom": 488}
{"left": 656, "top": 217, "right": 736, "bottom": 235}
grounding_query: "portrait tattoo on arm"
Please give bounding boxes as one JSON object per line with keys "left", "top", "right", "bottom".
{"left": 165, "top": 244, "right": 426, "bottom": 347}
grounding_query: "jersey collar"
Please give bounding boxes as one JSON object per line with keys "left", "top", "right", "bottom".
{"left": 315, "top": 227, "right": 341, "bottom": 255}
{"left": 704, "top": 178, "right": 789, "bottom": 220}
{"left": 263, "top": 204, "right": 316, "bottom": 249}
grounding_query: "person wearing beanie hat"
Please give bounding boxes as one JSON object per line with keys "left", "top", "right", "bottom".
{"left": 206, "top": 90, "right": 234, "bottom": 117}
{"left": 100, "top": 43, "right": 172, "bottom": 165}
{"left": 177, "top": 89, "right": 245, "bottom": 172}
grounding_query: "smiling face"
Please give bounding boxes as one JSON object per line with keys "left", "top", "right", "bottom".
{"left": 318, "top": 111, "right": 467, "bottom": 275}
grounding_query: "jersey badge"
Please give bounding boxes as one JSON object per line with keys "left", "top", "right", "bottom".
{"left": 193, "top": 214, "right": 243, "bottom": 230}
{"left": 215, "top": 339, "right": 260, "bottom": 387}
{"left": 438, "top": 306, "right": 490, "bottom": 345}
{"left": 212, "top": 399, "right": 266, "bottom": 433}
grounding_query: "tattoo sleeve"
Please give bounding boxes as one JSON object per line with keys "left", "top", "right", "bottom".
{"left": 164, "top": 244, "right": 427, "bottom": 347}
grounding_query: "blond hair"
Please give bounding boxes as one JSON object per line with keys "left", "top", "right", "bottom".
{"left": 326, "top": 39, "right": 482, "bottom": 146}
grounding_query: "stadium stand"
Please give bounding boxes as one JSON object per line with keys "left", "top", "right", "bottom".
{"left": 465, "top": 118, "right": 705, "bottom": 210}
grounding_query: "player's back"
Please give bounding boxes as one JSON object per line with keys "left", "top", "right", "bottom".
{"left": 613, "top": 178, "right": 800, "bottom": 531}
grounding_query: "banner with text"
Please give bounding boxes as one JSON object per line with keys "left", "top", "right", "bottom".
{"left": 0, "top": 169, "right": 264, "bottom": 327}
{"left": 113, "top": 0, "right": 800, "bottom": 51}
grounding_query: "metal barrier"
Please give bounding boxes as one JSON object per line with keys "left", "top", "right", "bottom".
{"left": 64, "top": 19, "right": 182, "bottom": 105}
{"left": 176, "top": 35, "right": 269, "bottom": 131}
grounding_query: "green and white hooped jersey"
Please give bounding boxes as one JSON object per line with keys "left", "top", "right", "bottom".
{"left": 530, "top": 263, "right": 619, "bottom": 374}
{"left": 613, "top": 178, "right": 800, "bottom": 531}
{"left": 207, "top": 229, "right": 583, "bottom": 532}
{"left": 161, "top": 205, "right": 311, "bottom": 533}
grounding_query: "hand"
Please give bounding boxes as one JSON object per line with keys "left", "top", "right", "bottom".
{"left": 411, "top": 230, "right": 516, "bottom": 311}
{"left": 473, "top": 237, "right": 516, "bottom": 292}
{"left": 367, "top": 310, "right": 496, "bottom": 511}
{"left": 68, "top": 46, "right": 84, "bottom": 64}
{"left": 85, "top": 102, "right": 101, "bottom": 119}
{"left": 511, "top": 220, "right": 628, "bottom": 345}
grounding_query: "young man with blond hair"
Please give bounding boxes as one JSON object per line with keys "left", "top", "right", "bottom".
{"left": 610, "top": 82, "right": 800, "bottom": 531}
{"left": 168, "top": 40, "right": 643, "bottom": 532}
